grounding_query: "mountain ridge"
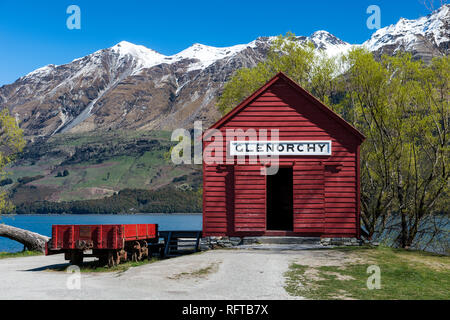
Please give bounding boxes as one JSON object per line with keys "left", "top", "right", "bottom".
{"left": 1, "top": 5, "right": 448, "bottom": 138}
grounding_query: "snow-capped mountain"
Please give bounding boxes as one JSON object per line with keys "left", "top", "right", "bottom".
{"left": 0, "top": 37, "right": 271, "bottom": 137}
{"left": 109, "top": 40, "right": 261, "bottom": 74}
{"left": 309, "top": 30, "right": 353, "bottom": 57}
{"left": 364, "top": 4, "right": 449, "bottom": 61}
{"left": 0, "top": 5, "right": 448, "bottom": 138}
{"left": 0, "top": 32, "right": 349, "bottom": 137}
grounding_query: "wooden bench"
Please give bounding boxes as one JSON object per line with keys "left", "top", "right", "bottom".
{"left": 159, "top": 231, "right": 202, "bottom": 257}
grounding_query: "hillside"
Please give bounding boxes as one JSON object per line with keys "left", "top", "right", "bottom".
{"left": 2, "top": 131, "right": 202, "bottom": 213}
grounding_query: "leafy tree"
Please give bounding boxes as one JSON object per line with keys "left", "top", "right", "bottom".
{"left": 0, "top": 109, "right": 25, "bottom": 214}
{"left": 0, "top": 178, "right": 13, "bottom": 186}
{"left": 344, "top": 48, "right": 395, "bottom": 240}
{"left": 217, "top": 33, "right": 340, "bottom": 115}
{"left": 217, "top": 34, "right": 449, "bottom": 249}
{"left": 387, "top": 54, "right": 449, "bottom": 248}
{"left": 345, "top": 49, "right": 449, "bottom": 248}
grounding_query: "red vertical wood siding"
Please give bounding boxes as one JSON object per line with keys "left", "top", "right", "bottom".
{"left": 293, "top": 164, "right": 325, "bottom": 235}
{"left": 203, "top": 73, "right": 364, "bottom": 238}
{"left": 234, "top": 165, "right": 266, "bottom": 232}
{"left": 203, "top": 164, "right": 229, "bottom": 236}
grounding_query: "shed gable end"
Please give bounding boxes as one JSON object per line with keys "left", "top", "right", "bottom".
{"left": 208, "top": 72, "right": 365, "bottom": 144}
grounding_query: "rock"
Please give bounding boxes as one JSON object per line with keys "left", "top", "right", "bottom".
{"left": 229, "top": 237, "right": 242, "bottom": 246}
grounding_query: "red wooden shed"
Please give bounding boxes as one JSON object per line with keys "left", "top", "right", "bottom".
{"left": 202, "top": 72, "right": 365, "bottom": 239}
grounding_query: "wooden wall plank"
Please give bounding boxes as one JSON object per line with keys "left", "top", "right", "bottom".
{"left": 203, "top": 75, "right": 361, "bottom": 238}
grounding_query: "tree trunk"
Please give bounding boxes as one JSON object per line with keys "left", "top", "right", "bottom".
{"left": 0, "top": 224, "right": 49, "bottom": 253}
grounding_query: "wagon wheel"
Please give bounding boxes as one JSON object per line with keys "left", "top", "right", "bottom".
{"left": 107, "top": 250, "right": 117, "bottom": 268}
{"left": 131, "top": 241, "right": 141, "bottom": 262}
{"left": 115, "top": 250, "right": 121, "bottom": 266}
{"left": 69, "top": 250, "right": 83, "bottom": 266}
{"left": 118, "top": 249, "right": 127, "bottom": 263}
{"left": 139, "top": 241, "right": 149, "bottom": 261}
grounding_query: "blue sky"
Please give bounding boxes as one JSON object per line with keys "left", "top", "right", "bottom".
{"left": 0, "top": 0, "right": 438, "bottom": 86}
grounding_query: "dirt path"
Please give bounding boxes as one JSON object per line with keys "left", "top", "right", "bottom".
{"left": 0, "top": 248, "right": 353, "bottom": 300}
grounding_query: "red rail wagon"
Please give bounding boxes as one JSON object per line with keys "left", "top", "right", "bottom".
{"left": 46, "top": 224, "right": 159, "bottom": 266}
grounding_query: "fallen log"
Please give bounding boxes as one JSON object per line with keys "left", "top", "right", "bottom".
{"left": 0, "top": 224, "right": 49, "bottom": 253}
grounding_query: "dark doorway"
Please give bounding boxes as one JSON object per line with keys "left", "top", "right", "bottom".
{"left": 266, "top": 167, "right": 294, "bottom": 231}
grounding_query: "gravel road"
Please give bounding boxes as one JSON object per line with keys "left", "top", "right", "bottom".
{"left": 0, "top": 247, "right": 349, "bottom": 300}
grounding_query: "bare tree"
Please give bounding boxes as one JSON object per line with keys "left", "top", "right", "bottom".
{"left": 0, "top": 224, "right": 49, "bottom": 253}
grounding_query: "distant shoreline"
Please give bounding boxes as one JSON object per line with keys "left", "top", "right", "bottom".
{"left": 3, "top": 212, "right": 203, "bottom": 216}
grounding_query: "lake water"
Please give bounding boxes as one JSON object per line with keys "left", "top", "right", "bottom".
{"left": 0, "top": 214, "right": 202, "bottom": 253}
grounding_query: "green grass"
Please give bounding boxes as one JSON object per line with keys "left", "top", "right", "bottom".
{"left": 0, "top": 251, "right": 43, "bottom": 259}
{"left": 284, "top": 246, "right": 450, "bottom": 300}
{"left": 49, "top": 257, "right": 161, "bottom": 273}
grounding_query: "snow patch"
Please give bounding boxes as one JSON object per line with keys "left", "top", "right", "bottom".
{"left": 22, "top": 64, "right": 56, "bottom": 80}
{"left": 308, "top": 31, "right": 355, "bottom": 58}
{"left": 18, "top": 5, "right": 449, "bottom": 87}
{"left": 110, "top": 41, "right": 168, "bottom": 74}
{"left": 172, "top": 42, "right": 257, "bottom": 71}
{"left": 364, "top": 4, "right": 449, "bottom": 51}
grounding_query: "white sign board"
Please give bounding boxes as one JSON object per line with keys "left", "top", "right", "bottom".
{"left": 229, "top": 141, "right": 332, "bottom": 156}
